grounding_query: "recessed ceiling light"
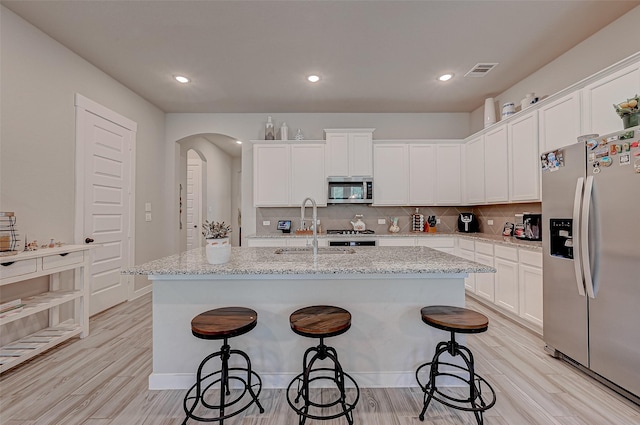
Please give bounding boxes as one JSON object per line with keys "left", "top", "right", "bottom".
{"left": 307, "top": 75, "right": 320, "bottom": 83}
{"left": 236, "top": 140, "right": 242, "bottom": 145}
{"left": 438, "top": 73, "right": 454, "bottom": 82}
{"left": 174, "top": 75, "right": 190, "bottom": 83}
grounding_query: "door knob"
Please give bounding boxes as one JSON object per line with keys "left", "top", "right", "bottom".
{"left": 85, "top": 238, "right": 94, "bottom": 244}
{"left": 194, "top": 225, "right": 197, "bottom": 228}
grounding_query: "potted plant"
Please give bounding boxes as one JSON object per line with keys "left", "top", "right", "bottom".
{"left": 613, "top": 94, "right": 640, "bottom": 129}
{"left": 202, "top": 220, "right": 232, "bottom": 265}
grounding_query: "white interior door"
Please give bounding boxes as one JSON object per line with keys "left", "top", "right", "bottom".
{"left": 75, "top": 95, "right": 136, "bottom": 316}
{"left": 186, "top": 151, "right": 202, "bottom": 251}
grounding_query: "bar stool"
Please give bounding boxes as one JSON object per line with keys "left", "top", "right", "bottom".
{"left": 286, "top": 305, "right": 360, "bottom": 425}
{"left": 183, "top": 307, "right": 264, "bottom": 424}
{"left": 415, "top": 305, "right": 496, "bottom": 425}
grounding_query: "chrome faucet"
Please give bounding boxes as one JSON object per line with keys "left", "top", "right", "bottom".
{"left": 301, "top": 197, "right": 318, "bottom": 257}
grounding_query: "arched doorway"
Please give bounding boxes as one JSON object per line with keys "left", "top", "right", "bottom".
{"left": 177, "top": 134, "right": 242, "bottom": 251}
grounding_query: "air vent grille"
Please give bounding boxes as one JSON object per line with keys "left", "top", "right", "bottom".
{"left": 464, "top": 63, "right": 498, "bottom": 77}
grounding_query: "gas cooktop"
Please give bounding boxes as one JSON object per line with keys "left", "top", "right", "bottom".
{"left": 326, "top": 229, "right": 375, "bottom": 235}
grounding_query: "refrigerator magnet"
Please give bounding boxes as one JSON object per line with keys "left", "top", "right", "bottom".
{"left": 620, "top": 154, "right": 630, "bottom": 166}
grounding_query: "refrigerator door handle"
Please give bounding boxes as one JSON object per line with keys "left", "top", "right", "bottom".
{"left": 581, "top": 175, "right": 596, "bottom": 299}
{"left": 572, "top": 177, "right": 586, "bottom": 297}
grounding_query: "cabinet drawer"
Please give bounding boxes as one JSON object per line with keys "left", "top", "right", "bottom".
{"left": 416, "top": 237, "right": 454, "bottom": 248}
{"left": 42, "top": 251, "right": 84, "bottom": 270}
{"left": 519, "top": 249, "right": 542, "bottom": 267}
{"left": 495, "top": 245, "right": 518, "bottom": 261}
{"left": 0, "top": 258, "right": 38, "bottom": 280}
{"left": 475, "top": 242, "right": 493, "bottom": 255}
{"left": 458, "top": 239, "right": 474, "bottom": 251}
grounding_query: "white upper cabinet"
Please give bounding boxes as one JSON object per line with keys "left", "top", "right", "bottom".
{"left": 483, "top": 126, "right": 509, "bottom": 203}
{"left": 508, "top": 111, "right": 540, "bottom": 202}
{"left": 253, "top": 144, "right": 290, "bottom": 206}
{"left": 435, "top": 144, "right": 462, "bottom": 205}
{"left": 408, "top": 144, "right": 436, "bottom": 205}
{"left": 253, "top": 143, "right": 326, "bottom": 207}
{"left": 582, "top": 63, "right": 640, "bottom": 135}
{"left": 325, "top": 129, "right": 374, "bottom": 177}
{"left": 290, "top": 144, "right": 326, "bottom": 206}
{"left": 464, "top": 136, "right": 485, "bottom": 204}
{"left": 538, "top": 91, "right": 582, "bottom": 153}
{"left": 373, "top": 144, "right": 408, "bottom": 205}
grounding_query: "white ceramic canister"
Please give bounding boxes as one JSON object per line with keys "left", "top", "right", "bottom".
{"left": 521, "top": 93, "right": 535, "bottom": 110}
{"left": 205, "top": 237, "right": 231, "bottom": 264}
{"left": 502, "top": 102, "right": 516, "bottom": 119}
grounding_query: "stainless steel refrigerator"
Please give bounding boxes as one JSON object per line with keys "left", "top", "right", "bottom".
{"left": 542, "top": 128, "right": 640, "bottom": 402}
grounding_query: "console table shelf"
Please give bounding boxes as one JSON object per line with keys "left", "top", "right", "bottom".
{"left": 0, "top": 245, "right": 91, "bottom": 373}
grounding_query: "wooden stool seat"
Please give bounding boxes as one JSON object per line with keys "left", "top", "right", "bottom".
{"left": 421, "top": 305, "right": 488, "bottom": 334}
{"left": 191, "top": 307, "right": 258, "bottom": 340}
{"left": 289, "top": 305, "right": 351, "bottom": 338}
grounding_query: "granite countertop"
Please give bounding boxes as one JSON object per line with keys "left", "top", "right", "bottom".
{"left": 124, "top": 246, "right": 495, "bottom": 276}
{"left": 248, "top": 232, "right": 543, "bottom": 251}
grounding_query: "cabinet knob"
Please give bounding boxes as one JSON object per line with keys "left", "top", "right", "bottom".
{"left": 85, "top": 238, "right": 94, "bottom": 244}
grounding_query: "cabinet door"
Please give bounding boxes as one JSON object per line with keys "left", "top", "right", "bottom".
{"left": 509, "top": 111, "right": 540, "bottom": 202}
{"left": 495, "top": 257, "right": 519, "bottom": 315}
{"left": 254, "top": 144, "right": 290, "bottom": 206}
{"left": 325, "top": 133, "right": 349, "bottom": 177}
{"left": 582, "top": 63, "right": 640, "bottom": 135}
{"left": 465, "top": 136, "right": 485, "bottom": 204}
{"left": 484, "top": 126, "right": 509, "bottom": 203}
{"left": 538, "top": 91, "right": 582, "bottom": 153}
{"left": 349, "top": 132, "right": 373, "bottom": 177}
{"left": 408, "top": 144, "right": 436, "bottom": 205}
{"left": 247, "top": 238, "right": 286, "bottom": 247}
{"left": 457, "top": 249, "right": 476, "bottom": 293}
{"left": 519, "top": 263, "right": 543, "bottom": 328}
{"left": 373, "top": 144, "right": 408, "bottom": 205}
{"left": 474, "top": 252, "right": 495, "bottom": 302}
{"left": 435, "top": 144, "right": 462, "bottom": 204}
{"left": 291, "top": 144, "right": 326, "bottom": 206}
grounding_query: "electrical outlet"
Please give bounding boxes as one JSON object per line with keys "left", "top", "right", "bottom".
{"left": 488, "top": 219, "right": 494, "bottom": 225}
{"left": 262, "top": 220, "right": 271, "bottom": 226}
{"left": 145, "top": 202, "right": 152, "bottom": 212}
{"left": 436, "top": 218, "right": 441, "bottom": 224}
{"left": 145, "top": 213, "right": 152, "bottom": 222}
{"left": 378, "top": 218, "right": 386, "bottom": 225}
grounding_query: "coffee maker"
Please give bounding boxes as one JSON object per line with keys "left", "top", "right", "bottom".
{"left": 457, "top": 213, "right": 479, "bottom": 233}
{"left": 516, "top": 213, "right": 542, "bottom": 241}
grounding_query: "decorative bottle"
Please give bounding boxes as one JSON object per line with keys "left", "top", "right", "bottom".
{"left": 295, "top": 128, "right": 304, "bottom": 141}
{"left": 280, "top": 122, "right": 288, "bottom": 140}
{"left": 265, "top": 116, "right": 275, "bottom": 140}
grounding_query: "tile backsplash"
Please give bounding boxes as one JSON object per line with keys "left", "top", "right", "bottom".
{"left": 255, "top": 203, "right": 541, "bottom": 235}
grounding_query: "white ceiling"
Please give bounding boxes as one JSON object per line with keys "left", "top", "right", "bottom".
{"left": 3, "top": 1, "right": 639, "bottom": 114}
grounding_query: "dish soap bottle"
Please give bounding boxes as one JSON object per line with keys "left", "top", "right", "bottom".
{"left": 280, "top": 122, "right": 288, "bottom": 140}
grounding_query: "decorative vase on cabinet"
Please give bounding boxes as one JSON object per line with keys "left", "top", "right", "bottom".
{"left": 205, "top": 237, "right": 231, "bottom": 265}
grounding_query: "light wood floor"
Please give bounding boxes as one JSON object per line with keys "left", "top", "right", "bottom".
{"left": 1, "top": 293, "right": 639, "bottom": 425}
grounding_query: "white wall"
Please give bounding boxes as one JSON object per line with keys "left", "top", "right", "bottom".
{"left": 165, "top": 112, "right": 471, "bottom": 248}
{"left": 470, "top": 6, "right": 640, "bottom": 133}
{"left": 0, "top": 6, "right": 168, "bottom": 293}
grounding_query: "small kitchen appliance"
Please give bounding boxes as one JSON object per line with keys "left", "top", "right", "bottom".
{"left": 515, "top": 213, "right": 542, "bottom": 241}
{"left": 457, "top": 213, "right": 479, "bottom": 233}
{"left": 327, "top": 177, "right": 373, "bottom": 204}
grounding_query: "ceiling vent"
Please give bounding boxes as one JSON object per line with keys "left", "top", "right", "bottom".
{"left": 464, "top": 63, "right": 498, "bottom": 77}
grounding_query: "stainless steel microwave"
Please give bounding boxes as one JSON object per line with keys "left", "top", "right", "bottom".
{"left": 327, "top": 177, "right": 373, "bottom": 204}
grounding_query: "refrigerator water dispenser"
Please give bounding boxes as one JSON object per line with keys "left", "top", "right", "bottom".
{"left": 549, "top": 219, "right": 573, "bottom": 259}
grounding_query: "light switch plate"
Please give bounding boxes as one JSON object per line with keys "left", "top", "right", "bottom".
{"left": 488, "top": 219, "right": 494, "bottom": 225}
{"left": 145, "top": 202, "right": 152, "bottom": 212}
{"left": 378, "top": 218, "right": 386, "bottom": 225}
{"left": 145, "top": 213, "right": 152, "bottom": 222}
{"left": 262, "top": 220, "right": 271, "bottom": 226}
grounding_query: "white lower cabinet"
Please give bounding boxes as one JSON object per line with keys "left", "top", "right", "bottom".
{"left": 416, "top": 237, "right": 455, "bottom": 253}
{"left": 474, "top": 241, "right": 495, "bottom": 302}
{"left": 518, "top": 249, "right": 543, "bottom": 328}
{"left": 247, "top": 238, "right": 328, "bottom": 248}
{"left": 494, "top": 245, "right": 519, "bottom": 315}
{"left": 378, "top": 237, "right": 415, "bottom": 247}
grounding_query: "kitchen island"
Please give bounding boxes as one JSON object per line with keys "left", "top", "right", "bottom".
{"left": 125, "top": 246, "right": 494, "bottom": 390}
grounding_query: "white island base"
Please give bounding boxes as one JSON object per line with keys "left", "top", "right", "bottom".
{"left": 149, "top": 273, "right": 467, "bottom": 390}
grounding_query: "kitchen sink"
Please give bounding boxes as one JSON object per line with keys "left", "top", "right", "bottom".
{"left": 274, "top": 247, "right": 356, "bottom": 255}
